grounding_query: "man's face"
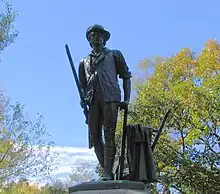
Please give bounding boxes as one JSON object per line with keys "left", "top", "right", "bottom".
{"left": 88, "top": 31, "right": 104, "bottom": 46}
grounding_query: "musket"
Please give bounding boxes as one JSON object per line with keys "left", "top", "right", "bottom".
{"left": 65, "top": 44, "right": 92, "bottom": 149}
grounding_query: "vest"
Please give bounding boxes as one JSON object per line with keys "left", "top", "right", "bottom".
{"left": 82, "top": 49, "right": 121, "bottom": 103}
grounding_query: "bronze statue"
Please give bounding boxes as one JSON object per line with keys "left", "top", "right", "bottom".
{"left": 78, "top": 24, "right": 131, "bottom": 181}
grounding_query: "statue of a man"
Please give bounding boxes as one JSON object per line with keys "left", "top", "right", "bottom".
{"left": 78, "top": 24, "right": 131, "bottom": 180}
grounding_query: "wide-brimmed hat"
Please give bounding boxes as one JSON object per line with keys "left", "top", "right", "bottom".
{"left": 86, "top": 24, "right": 110, "bottom": 42}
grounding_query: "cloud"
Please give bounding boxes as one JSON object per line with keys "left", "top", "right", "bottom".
{"left": 47, "top": 146, "right": 97, "bottom": 177}
{"left": 27, "top": 146, "right": 98, "bottom": 186}
{"left": 50, "top": 146, "right": 95, "bottom": 156}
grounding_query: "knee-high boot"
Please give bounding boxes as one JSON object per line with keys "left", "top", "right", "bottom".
{"left": 94, "top": 142, "right": 104, "bottom": 168}
{"left": 101, "top": 144, "right": 116, "bottom": 180}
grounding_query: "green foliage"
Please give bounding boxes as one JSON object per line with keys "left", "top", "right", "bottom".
{"left": 40, "top": 179, "right": 68, "bottom": 194}
{"left": 117, "top": 40, "right": 219, "bottom": 193}
{"left": 0, "top": 179, "right": 40, "bottom": 194}
{"left": 0, "top": 178, "right": 68, "bottom": 194}
{"left": 0, "top": 0, "right": 18, "bottom": 54}
{"left": 0, "top": 96, "right": 56, "bottom": 187}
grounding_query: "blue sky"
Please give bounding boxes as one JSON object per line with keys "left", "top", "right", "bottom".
{"left": 1, "top": 0, "right": 220, "bottom": 148}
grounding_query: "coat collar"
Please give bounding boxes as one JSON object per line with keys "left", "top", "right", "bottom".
{"left": 89, "top": 47, "right": 110, "bottom": 66}
{"left": 89, "top": 47, "right": 109, "bottom": 57}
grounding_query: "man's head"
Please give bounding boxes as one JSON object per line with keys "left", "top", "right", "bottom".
{"left": 86, "top": 24, "right": 110, "bottom": 52}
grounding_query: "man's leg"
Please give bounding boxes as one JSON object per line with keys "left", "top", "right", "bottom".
{"left": 101, "top": 102, "right": 119, "bottom": 180}
{"left": 88, "top": 100, "right": 104, "bottom": 168}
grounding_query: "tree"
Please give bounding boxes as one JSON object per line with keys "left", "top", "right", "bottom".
{"left": 0, "top": 0, "right": 18, "bottom": 55}
{"left": 0, "top": 179, "right": 41, "bottom": 194}
{"left": 0, "top": 97, "right": 56, "bottom": 187}
{"left": 1, "top": 177, "right": 69, "bottom": 194}
{"left": 41, "top": 179, "right": 68, "bottom": 194}
{"left": 69, "top": 160, "right": 98, "bottom": 183}
{"left": 119, "top": 40, "right": 219, "bottom": 193}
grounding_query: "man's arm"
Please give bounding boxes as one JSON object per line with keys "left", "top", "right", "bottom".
{"left": 113, "top": 50, "right": 132, "bottom": 103}
{"left": 123, "top": 78, "right": 131, "bottom": 103}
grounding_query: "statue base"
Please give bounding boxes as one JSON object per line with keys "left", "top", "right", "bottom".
{"left": 68, "top": 180, "right": 149, "bottom": 194}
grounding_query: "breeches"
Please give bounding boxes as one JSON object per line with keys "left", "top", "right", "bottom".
{"left": 88, "top": 98, "right": 119, "bottom": 168}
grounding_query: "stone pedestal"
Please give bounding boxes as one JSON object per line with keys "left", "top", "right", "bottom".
{"left": 68, "top": 180, "right": 149, "bottom": 194}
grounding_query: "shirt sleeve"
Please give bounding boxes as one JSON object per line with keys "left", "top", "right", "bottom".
{"left": 78, "top": 59, "right": 87, "bottom": 91}
{"left": 113, "top": 50, "right": 132, "bottom": 79}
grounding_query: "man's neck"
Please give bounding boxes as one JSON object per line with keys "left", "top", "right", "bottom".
{"left": 91, "top": 44, "right": 105, "bottom": 54}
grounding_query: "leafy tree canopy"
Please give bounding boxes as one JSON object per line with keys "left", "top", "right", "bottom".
{"left": 117, "top": 39, "right": 220, "bottom": 193}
